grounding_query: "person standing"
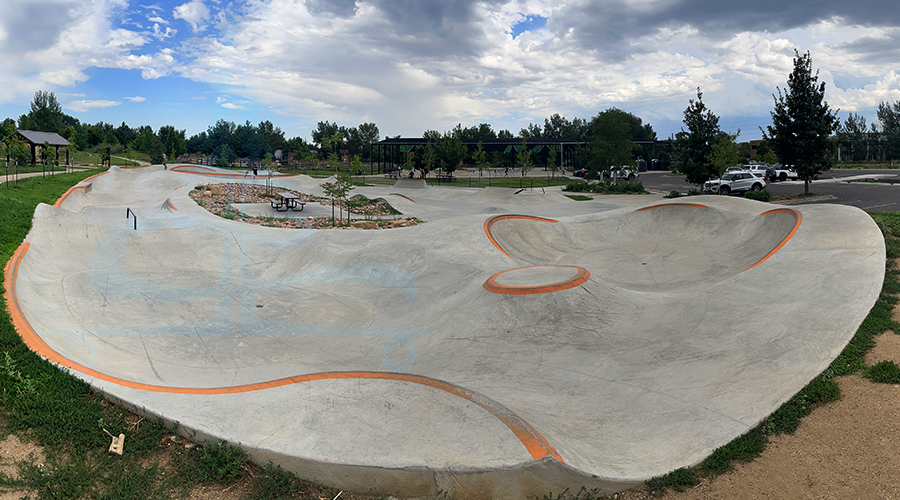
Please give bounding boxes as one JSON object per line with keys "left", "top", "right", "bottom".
{"left": 162, "top": 153, "right": 167, "bottom": 170}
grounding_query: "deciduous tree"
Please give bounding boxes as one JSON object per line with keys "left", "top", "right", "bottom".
{"left": 764, "top": 50, "right": 839, "bottom": 194}
{"left": 675, "top": 88, "right": 723, "bottom": 187}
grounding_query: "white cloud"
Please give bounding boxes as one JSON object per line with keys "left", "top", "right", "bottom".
{"left": 148, "top": 15, "right": 167, "bottom": 24}
{"left": 151, "top": 23, "right": 177, "bottom": 40}
{"left": 173, "top": 0, "right": 210, "bottom": 34}
{"left": 221, "top": 102, "right": 247, "bottom": 110}
{"left": 65, "top": 99, "right": 121, "bottom": 112}
{"left": 125, "top": 96, "right": 146, "bottom": 102}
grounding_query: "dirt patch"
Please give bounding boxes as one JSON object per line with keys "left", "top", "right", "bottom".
{"left": 0, "top": 433, "right": 44, "bottom": 499}
{"left": 613, "top": 330, "right": 900, "bottom": 500}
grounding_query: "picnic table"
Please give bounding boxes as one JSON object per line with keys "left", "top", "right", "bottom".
{"left": 270, "top": 192, "right": 306, "bottom": 212}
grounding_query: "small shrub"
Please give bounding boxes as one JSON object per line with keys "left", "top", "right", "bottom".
{"left": 699, "top": 430, "right": 768, "bottom": 476}
{"left": 563, "top": 181, "right": 591, "bottom": 193}
{"left": 180, "top": 441, "right": 248, "bottom": 485}
{"left": 687, "top": 188, "right": 702, "bottom": 196}
{"left": 744, "top": 188, "right": 772, "bottom": 202}
{"left": 647, "top": 467, "right": 700, "bottom": 496}
{"left": 664, "top": 190, "right": 682, "bottom": 198}
{"left": 245, "top": 463, "right": 301, "bottom": 500}
{"left": 865, "top": 360, "right": 900, "bottom": 384}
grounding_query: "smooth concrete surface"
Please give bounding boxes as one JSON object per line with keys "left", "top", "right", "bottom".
{"left": 4, "top": 164, "right": 885, "bottom": 499}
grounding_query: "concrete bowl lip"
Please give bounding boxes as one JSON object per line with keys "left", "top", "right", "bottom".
{"left": 483, "top": 265, "right": 591, "bottom": 295}
{"left": 2, "top": 168, "right": 887, "bottom": 498}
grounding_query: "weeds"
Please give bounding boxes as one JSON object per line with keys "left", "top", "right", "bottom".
{"left": 743, "top": 188, "right": 772, "bottom": 202}
{"left": 563, "top": 180, "right": 645, "bottom": 194}
{"left": 178, "top": 441, "right": 248, "bottom": 485}
{"left": 865, "top": 360, "right": 900, "bottom": 384}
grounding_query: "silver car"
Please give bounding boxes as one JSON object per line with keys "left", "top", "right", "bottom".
{"left": 704, "top": 171, "right": 766, "bottom": 195}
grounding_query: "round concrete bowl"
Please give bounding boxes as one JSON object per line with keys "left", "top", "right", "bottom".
{"left": 484, "top": 203, "right": 801, "bottom": 292}
{"left": 6, "top": 169, "right": 886, "bottom": 499}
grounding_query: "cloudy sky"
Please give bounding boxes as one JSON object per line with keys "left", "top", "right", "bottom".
{"left": 1, "top": 0, "right": 899, "bottom": 142}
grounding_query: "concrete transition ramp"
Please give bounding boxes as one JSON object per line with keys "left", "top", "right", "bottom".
{"left": 4, "top": 166, "right": 885, "bottom": 499}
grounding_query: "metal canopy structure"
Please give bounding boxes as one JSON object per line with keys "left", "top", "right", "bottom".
{"left": 15, "top": 130, "right": 71, "bottom": 166}
{"left": 372, "top": 137, "right": 586, "bottom": 174}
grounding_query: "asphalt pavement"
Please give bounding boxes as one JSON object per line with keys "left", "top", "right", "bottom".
{"left": 640, "top": 169, "right": 900, "bottom": 212}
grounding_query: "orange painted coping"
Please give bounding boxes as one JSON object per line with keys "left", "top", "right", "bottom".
{"left": 484, "top": 215, "right": 558, "bottom": 258}
{"left": 634, "top": 203, "right": 802, "bottom": 272}
{"left": 81, "top": 171, "right": 109, "bottom": 183}
{"left": 3, "top": 242, "right": 560, "bottom": 462}
{"left": 388, "top": 193, "right": 417, "bottom": 204}
{"left": 635, "top": 202, "right": 710, "bottom": 212}
{"left": 484, "top": 266, "right": 590, "bottom": 295}
{"left": 170, "top": 165, "right": 294, "bottom": 178}
{"left": 174, "top": 184, "right": 188, "bottom": 191}
{"left": 164, "top": 199, "right": 178, "bottom": 211}
{"left": 744, "top": 208, "right": 802, "bottom": 271}
{"left": 53, "top": 185, "right": 87, "bottom": 208}
{"left": 172, "top": 165, "right": 215, "bottom": 172}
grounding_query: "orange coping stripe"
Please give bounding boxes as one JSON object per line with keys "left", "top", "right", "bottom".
{"left": 635, "top": 202, "right": 710, "bottom": 211}
{"left": 53, "top": 185, "right": 87, "bottom": 208}
{"left": 744, "top": 208, "right": 802, "bottom": 271}
{"left": 3, "top": 242, "right": 560, "bottom": 462}
{"left": 175, "top": 184, "right": 188, "bottom": 191}
{"left": 82, "top": 171, "right": 109, "bottom": 183}
{"left": 170, "top": 165, "right": 295, "bottom": 178}
{"left": 172, "top": 165, "right": 215, "bottom": 172}
{"left": 388, "top": 193, "right": 417, "bottom": 204}
{"left": 484, "top": 215, "right": 558, "bottom": 258}
{"left": 483, "top": 266, "right": 590, "bottom": 295}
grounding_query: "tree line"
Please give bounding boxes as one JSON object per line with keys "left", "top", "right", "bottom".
{"left": 6, "top": 59, "right": 900, "bottom": 182}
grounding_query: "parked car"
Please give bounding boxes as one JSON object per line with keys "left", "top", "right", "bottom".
{"left": 725, "top": 166, "right": 745, "bottom": 173}
{"left": 603, "top": 165, "right": 639, "bottom": 181}
{"left": 745, "top": 164, "right": 769, "bottom": 176}
{"left": 767, "top": 163, "right": 799, "bottom": 182}
{"left": 704, "top": 171, "right": 766, "bottom": 195}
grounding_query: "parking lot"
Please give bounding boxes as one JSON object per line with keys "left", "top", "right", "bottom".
{"left": 639, "top": 169, "right": 900, "bottom": 212}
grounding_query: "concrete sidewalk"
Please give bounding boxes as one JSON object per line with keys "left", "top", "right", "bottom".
{"left": 3, "top": 165, "right": 885, "bottom": 499}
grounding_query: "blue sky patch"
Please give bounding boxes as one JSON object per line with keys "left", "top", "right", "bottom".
{"left": 510, "top": 15, "right": 547, "bottom": 38}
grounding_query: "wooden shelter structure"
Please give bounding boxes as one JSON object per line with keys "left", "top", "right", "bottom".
{"left": 15, "top": 130, "right": 70, "bottom": 166}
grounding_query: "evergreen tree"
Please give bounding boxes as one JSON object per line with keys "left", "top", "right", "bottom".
{"left": 764, "top": 50, "right": 839, "bottom": 194}
{"left": 675, "top": 88, "right": 723, "bottom": 187}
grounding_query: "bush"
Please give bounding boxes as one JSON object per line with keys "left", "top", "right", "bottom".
{"left": 865, "top": 360, "right": 900, "bottom": 384}
{"left": 179, "top": 441, "right": 248, "bottom": 485}
{"left": 563, "top": 180, "right": 645, "bottom": 194}
{"left": 664, "top": 190, "right": 682, "bottom": 198}
{"left": 744, "top": 188, "right": 772, "bottom": 202}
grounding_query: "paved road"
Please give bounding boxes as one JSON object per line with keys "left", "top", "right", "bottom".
{"left": 640, "top": 169, "right": 900, "bottom": 212}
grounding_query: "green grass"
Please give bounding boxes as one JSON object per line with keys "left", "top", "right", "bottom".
{"left": 69, "top": 150, "right": 142, "bottom": 167}
{"left": 564, "top": 195, "right": 592, "bottom": 201}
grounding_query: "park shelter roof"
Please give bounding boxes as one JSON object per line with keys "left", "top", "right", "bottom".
{"left": 16, "top": 130, "right": 70, "bottom": 147}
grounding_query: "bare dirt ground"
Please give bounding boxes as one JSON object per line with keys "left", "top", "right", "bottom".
{"left": 612, "top": 308, "right": 900, "bottom": 500}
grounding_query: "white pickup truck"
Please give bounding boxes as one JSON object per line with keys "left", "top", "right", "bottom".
{"left": 768, "top": 163, "right": 798, "bottom": 182}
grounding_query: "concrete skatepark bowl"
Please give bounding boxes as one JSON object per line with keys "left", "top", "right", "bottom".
{"left": 4, "top": 165, "right": 885, "bottom": 499}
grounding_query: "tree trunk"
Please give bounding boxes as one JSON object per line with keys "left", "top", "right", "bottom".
{"left": 804, "top": 179, "right": 809, "bottom": 195}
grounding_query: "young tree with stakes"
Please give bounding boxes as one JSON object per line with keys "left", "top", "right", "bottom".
{"left": 764, "top": 50, "right": 839, "bottom": 194}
